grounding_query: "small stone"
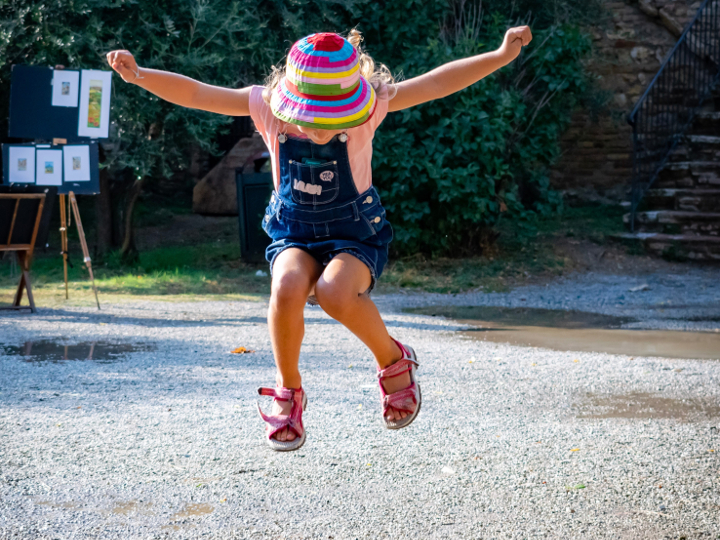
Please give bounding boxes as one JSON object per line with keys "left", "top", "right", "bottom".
{"left": 629, "top": 284, "right": 650, "bottom": 292}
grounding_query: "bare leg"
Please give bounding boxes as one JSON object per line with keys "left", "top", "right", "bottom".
{"left": 314, "top": 253, "right": 412, "bottom": 422}
{"left": 268, "top": 248, "right": 322, "bottom": 442}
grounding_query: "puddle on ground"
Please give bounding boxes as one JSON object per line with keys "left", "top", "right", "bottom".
{"left": 0, "top": 341, "right": 155, "bottom": 363}
{"left": 171, "top": 503, "right": 214, "bottom": 520}
{"left": 405, "top": 306, "right": 720, "bottom": 360}
{"left": 162, "top": 524, "right": 196, "bottom": 531}
{"left": 112, "top": 500, "right": 154, "bottom": 516}
{"left": 576, "top": 392, "right": 720, "bottom": 421}
{"left": 34, "top": 500, "right": 78, "bottom": 509}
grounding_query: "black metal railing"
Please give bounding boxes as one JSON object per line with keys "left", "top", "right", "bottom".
{"left": 627, "top": 0, "right": 720, "bottom": 231}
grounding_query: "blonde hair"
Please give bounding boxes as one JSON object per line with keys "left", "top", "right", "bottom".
{"left": 262, "top": 28, "right": 396, "bottom": 106}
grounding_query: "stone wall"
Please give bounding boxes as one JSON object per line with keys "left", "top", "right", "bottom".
{"left": 552, "top": 0, "right": 701, "bottom": 203}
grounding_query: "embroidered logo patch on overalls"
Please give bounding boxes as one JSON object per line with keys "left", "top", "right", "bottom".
{"left": 293, "top": 179, "right": 322, "bottom": 195}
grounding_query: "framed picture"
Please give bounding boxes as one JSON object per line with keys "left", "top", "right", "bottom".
{"left": 51, "top": 70, "right": 80, "bottom": 107}
{"left": 36, "top": 149, "right": 63, "bottom": 186}
{"left": 77, "top": 70, "right": 112, "bottom": 138}
{"left": 62, "top": 145, "right": 91, "bottom": 182}
{"left": 8, "top": 146, "right": 36, "bottom": 183}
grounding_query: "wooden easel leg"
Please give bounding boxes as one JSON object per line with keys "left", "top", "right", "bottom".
{"left": 12, "top": 256, "right": 26, "bottom": 307}
{"left": 12, "top": 251, "right": 35, "bottom": 313}
{"left": 59, "top": 194, "right": 69, "bottom": 300}
{"left": 69, "top": 192, "right": 100, "bottom": 310}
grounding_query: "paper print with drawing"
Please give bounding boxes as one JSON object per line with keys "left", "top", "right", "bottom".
{"left": 77, "top": 70, "right": 112, "bottom": 138}
{"left": 51, "top": 70, "right": 80, "bottom": 107}
{"left": 8, "top": 146, "right": 36, "bottom": 183}
{"left": 63, "top": 145, "right": 91, "bottom": 181}
{"left": 36, "top": 149, "right": 62, "bottom": 186}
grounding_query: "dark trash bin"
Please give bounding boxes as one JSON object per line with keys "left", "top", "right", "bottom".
{"left": 236, "top": 152, "right": 273, "bottom": 263}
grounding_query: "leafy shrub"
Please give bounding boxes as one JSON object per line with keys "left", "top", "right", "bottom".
{"left": 1, "top": 0, "right": 597, "bottom": 258}
{"left": 368, "top": 16, "right": 592, "bottom": 256}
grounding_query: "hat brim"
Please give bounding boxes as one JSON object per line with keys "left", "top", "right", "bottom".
{"left": 270, "top": 75, "right": 377, "bottom": 130}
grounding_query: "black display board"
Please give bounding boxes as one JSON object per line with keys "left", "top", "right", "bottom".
{"left": 8, "top": 65, "right": 92, "bottom": 142}
{"left": 2, "top": 142, "right": 100, "bottom": 195}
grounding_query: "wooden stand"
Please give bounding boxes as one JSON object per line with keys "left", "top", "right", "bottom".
{"left": 0, "top": 193, "right": 45, "bottom": 313}
{"left": 58, "top": 191, "right": 100, "bottom": 310}
{"left": 69, "top": 191, "right": 100, "bottom": 309}
{"left": 59, "top": 193, "right": 69, "bottom": 300}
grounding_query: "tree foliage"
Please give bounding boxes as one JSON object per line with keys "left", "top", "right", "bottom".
{"left": 0, "top": 0, "right": 599, "bottom": 258}
{"left": 1, "top": 0, "right": 362, "bottom": 180}
{"left": 360, "top": 0, "right": 596, "bottom": 255}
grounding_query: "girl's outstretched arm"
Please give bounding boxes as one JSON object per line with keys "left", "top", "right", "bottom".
{"left": 388, "top": 26, "right": 532, "bottom": 113}
{"left": 106, "top": 50, "right": 252, "bottom": 116}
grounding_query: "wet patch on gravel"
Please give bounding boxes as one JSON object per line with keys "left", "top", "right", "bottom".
{"left": 1, "top": 340, "right": 155, "bottom": 363}
{"left": 575, "top": 392, "right": 720, "bottom": 421}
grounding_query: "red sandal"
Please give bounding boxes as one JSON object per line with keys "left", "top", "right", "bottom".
{"left": 257, "top": 386, "right": 307, "bottom": 451}
{"left": 377, "top": 339, "right": 421, "bottom": 430}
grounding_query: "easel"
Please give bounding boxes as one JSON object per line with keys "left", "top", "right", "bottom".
{"left": 0, "top": 193, "right": 45, "bottom": 313}
{"left": 58, "top": 191, "right": 100, "bottom": 309}
{"left": 5, "top": 65, "right": 108, "bottom": 312}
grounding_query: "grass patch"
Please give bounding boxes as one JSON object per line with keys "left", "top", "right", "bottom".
{"left": 0, "top": 241, "right": 270, "bottom": 307}
{"left": 0, "top": 203, "right": 628, "bottom": 302}
{"left": 379, "top": 204, "right": 626, "bottom": 294}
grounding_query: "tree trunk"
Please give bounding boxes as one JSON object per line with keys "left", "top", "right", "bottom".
{"left": 120, "top": 176, "right": 146, "bottom": 264}
{"left": 94, "top": 166, "right": 113, "bottom": 259}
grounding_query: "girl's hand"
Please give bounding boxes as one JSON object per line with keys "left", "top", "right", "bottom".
{"left": 498, "top": 26, "right": 532, "bottom": 63}
{"left": 106, "top": 50, "right": 142, "bottom": 83}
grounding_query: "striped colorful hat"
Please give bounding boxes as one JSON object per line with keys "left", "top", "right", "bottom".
{"left": 270, "top": 33, "right": 377, "bottom": 130}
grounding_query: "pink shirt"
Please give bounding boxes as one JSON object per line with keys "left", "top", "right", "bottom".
{"left": 248, "top": 84, "right": 389, "bottom": 193}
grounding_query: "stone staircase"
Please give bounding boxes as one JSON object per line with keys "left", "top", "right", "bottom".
{"left": 616, "top": 100, "right": 720, "bottom": 260}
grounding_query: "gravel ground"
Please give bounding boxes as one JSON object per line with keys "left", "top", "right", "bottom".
{"left": 1, "top": 269, "right": 719, "bottom": 539}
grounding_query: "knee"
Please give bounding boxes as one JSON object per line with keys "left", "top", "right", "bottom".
{"left": 271, "top": 271, "right": 313, "bottom": 310}
{"left": 314, "top": 279, "right": 356, "bottom": 319}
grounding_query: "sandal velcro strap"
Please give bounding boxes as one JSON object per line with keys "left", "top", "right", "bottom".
{"left": 258, "top": 386, "right": 297, "bottom": 401}
{"left": 383, "top": 385, "right": 417, "bottom": 414}
{"left": 377, "top": 358, "right": 416, "bottom": 380}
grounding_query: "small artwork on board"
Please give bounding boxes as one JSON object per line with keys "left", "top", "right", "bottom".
{"left": 51, "top": 69, "right": 80, "bottom": 107}
{"left": 78, "top": 70, "right": 112, "bottom": 138}
{"left": 35, "top": 149, "right": 62, "bottom": 187}
{"left": 8, "top": 147, "right": 36, "bottom": 183}
{"left": 63, "top": 145, "right": 91, "bottom": 182}
{"left": 87, "top": 80, "right": 102, "bottom": 128}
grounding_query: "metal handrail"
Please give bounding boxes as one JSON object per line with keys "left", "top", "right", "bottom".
{"left": 627, "top": 0, "right": 720, "bottom": 231}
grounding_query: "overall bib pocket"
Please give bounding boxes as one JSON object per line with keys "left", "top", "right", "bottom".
{"left": 289, "top": 160, "right": 340, "bottom": 206}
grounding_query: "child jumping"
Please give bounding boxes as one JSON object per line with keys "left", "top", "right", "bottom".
{"left": 107, "top": 25, "right": 532, "bottom": 451}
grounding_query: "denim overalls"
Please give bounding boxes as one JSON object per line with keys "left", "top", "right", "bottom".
{"left": 262, "top": 132, "right": 392, "bottom": 291}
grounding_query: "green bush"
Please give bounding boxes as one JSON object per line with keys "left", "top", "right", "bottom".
{"left": 1, "top": 0, "right": 598, "bottom": 259}
{"left": 369, "top": 18, "right": 592, "bottom": 256}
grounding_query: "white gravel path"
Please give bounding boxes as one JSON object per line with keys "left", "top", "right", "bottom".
{"left": 1, "top": 269, "right": 719, "bottom": 539}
